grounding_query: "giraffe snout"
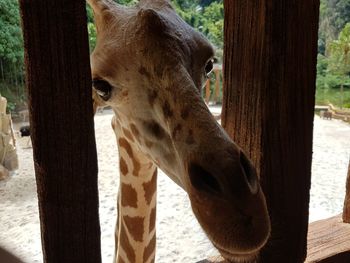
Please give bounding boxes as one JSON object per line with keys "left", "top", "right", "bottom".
{"left": 186, "top": 148, "right": 270, "bottom": 260}
{"left": 188, "top": 150, "right": 259, "bottom": 198}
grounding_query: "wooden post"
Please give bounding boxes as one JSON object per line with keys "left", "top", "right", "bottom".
{"left": 205, "top": 79, "right": 211, "bottom": 104}
{"left": 222, "top": 1, "right": 319, "bottom": 262}
{"left": 343, "top": 159, "right": 350, "bottom": 223}
{"left": 19, "top": 1, "right": 101, "bottom": 263}
{"left": 214, "top": 69, "right": 220, "bottom": 103}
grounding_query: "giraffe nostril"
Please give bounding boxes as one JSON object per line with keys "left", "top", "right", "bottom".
{"left": 239, "top": 152, "right": 258, "bottom": 195}
{"left": 188, "top": 163, "right": 221, "bottom": 194}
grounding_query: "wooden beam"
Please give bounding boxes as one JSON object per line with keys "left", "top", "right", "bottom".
{"left": 19, "top": 1, "right": 101, "bottom": 262}
{"left": 222, "top": 0, "right": 319, "bottom": 262}
{"left": 205, "top": 79, "right": 211, "bottom": 103}
{"left": 197, "top": 256, "right": 227, "bottom": 263}
{"left": 306, "top": 215, "right": 350, "bottom": 262}
{"left": 343, "top": 159, "right": 350, "bottom": 223}
{"left": 214, "top": 69, "right": 220, "bottom": 103}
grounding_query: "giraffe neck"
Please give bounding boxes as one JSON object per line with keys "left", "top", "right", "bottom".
{"left": 112, "top": 116, "right": 157, "bottom": 263}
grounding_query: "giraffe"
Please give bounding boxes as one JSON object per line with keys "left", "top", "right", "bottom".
{"left": 88, "top": 0, "right": 271, "bottom": 262}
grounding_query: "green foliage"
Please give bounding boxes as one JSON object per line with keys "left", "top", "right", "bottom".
{"left": 0, "top": 0, "right": 23, "bottom": 64}
{"left": 88, "top": 23, "right": 97, "bottom": 53}
{"left": 327, "top": 23, "right": 350, "bottom": 76}
{"left": 316, "top": 86, "right": 350, "bottom": 106}
{"left": 115, "top": 0, "right": 138, "bottom": 5}
{"left": 0, "top": 82, "right": 22, "bottom": 112}
{"left": 318, "top": 0, "right": 350, "bottom": 54}
{"left": 171, "top": 0, "right": 224, "bottom": 49}
{"left": 0, "top": 0, "right": 24, "bottom": 110}
{"left": 316, "top": 1, "right": 350, "bottom": 108}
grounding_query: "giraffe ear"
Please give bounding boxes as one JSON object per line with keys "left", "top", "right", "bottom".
{"left": 87, "top": 0, "right": 121, "bottom": 32}
{"left": 87, "top": 0, "right": 114, "bottom": 14}
{"left": 138, "top": 8, "right": 168, "bottom": 34}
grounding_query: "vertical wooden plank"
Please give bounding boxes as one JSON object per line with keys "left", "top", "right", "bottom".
{"left": 19, "top": 1, "right": 101, "bottom": 262}
{"left": 222, "top": 1, "right": 319, "bottom": 262}
{"left": 343, "top": 159, "right": 350, "bottom": 223}
{"left": 214, "top": 69, "right": 220, "bottom": 103}
{"left": 205, "top": 79, "right": 211, "bottom": 104}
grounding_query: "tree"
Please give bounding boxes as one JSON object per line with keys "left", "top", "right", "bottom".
{"left": 318, "top": 0, "right": 350, "bottom": 54}
{"left": 0, "top": 0, "right": 23, "bottom": 64}
{"left": 328, "top": 23, "right": 350, "bottom": 108}
{"left": 0, "top": 0, "right": 24, "bottom": 111}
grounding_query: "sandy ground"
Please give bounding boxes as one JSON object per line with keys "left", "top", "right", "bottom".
{"left": 0, "top": 110, "right": 350, "bottom": 263}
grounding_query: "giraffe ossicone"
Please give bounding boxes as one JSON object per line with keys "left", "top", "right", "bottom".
{"left": 89, "top": 0, "right": 271, "bottom": 262}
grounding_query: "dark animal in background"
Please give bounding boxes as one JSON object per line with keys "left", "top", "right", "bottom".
{"left": 19, "top": 126, "right": 30, "bottom": 137}
{"left": 320, "top": 110, "right": 333, "bottom": 120}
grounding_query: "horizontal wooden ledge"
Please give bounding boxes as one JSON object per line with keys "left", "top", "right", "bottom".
{"left": 306, "top": 214, "right": 350, "bottom": 262}
{"left": 197, "top": 256, "right": 227, "bottom": 263}
{"left": 198, "top": 215, "right": 350, "bottom": 263}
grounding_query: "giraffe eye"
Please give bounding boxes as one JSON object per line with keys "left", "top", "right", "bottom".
{"left": 204, "top": 59, "right": 214, "bottom": 78}
{"left": 92, "top": 79, "right": 113, "bottom": 101}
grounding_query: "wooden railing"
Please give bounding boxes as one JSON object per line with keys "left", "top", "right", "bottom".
{"left": 204, "top": 64, "right": 222, "bottom": 104}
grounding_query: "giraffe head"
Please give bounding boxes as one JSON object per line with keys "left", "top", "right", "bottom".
{"left": 89, "top": 0, "right": 270, "bottom": 261}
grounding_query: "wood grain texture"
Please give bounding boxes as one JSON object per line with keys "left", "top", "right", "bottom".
{"left": 343, "top": 160, "right": 350, "bottom": 223}
{"left": 306, "top": 215, "right": 350, "bottom": 262}
{"left": 197, "top": 256, "right": 227, "bottom": 263}
{"left": 222, "top": 1, "right": 319, "bottom": 262}
{"left": 19, "top": 1, "right": 101, "bottom": 262}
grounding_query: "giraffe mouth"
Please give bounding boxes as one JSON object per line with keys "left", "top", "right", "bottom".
{"left": 213, "top": 243, "right": 259, "bottom": 263}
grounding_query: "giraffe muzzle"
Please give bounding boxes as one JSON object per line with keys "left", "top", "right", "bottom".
{"left": 188, "top": 150, "right": 259, "bottom": 198}
{"left": 186, "top": 147, "right": 270, "bottom": 259}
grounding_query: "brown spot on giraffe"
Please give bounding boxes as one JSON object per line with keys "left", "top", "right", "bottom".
{"left": 120, "top": 157, "right": 128, "bottom": 175}
{"left": 181, "top": 107, "right": 190, "bottom": 120}
{"left": 138, "top": 66, "right": 151, "bottom": 78}
{"left": 162, "top": 100, "right": 173, "bottom": 119}
{"left": 122, "top": 127, "right": 134, "bottom": 142}
{"left": 132, "top": 158, "right": 141, "bottom": 177}
{"left": 122, "top": 90, "right": 129, "bottom": 97}
{"left": 149, "top": 207, "right": 156, "bottom": 234}
{"left": 143, "top": 235, "right": 156, "bottom": 263}
{"left": 148, "top": 89, "right": 158, "bottom": 107}
{"left": 143, "top": 121, "right": 166, "bottom": 140}
{"left": 130, "top": 123, "right": 140, "bottom": 137}
{"left": 120, "top": 222, "right": 136, "bottom": 263}
{"left": 121, "top": 183, "right": 138, "bottom": 208}
{"left": 172, "top": 124, "right": 182, "bottom": 139}
{"left": 119, "top": 135, "right": 141, "bottom": 176}
{"left": 119, "top": 138, "right": 133, "bottom": 158}
{"left": 143, "top": 169, "right": 157, "bottom": 205}
{"left": 123, "top": 216, "right": 144, "bottom": 242}
{"left": 186, "top": 129, "right": 195, "bottom": 145}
